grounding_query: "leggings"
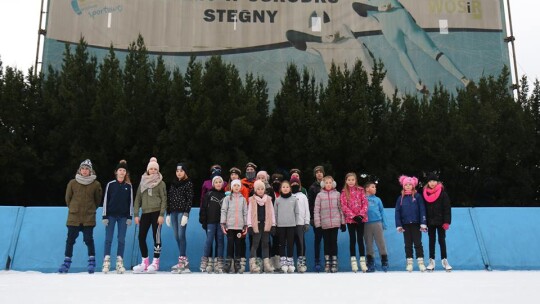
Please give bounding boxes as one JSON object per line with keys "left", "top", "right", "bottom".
{"left": 322, "top": 228, "right": 339, "bottom": 257}
{"left": 428, "top": 224, "right": 447, "bottom": 259}
{"left": 226, "top": 229, "right": 245, "bottom": 258}
{"left": 138, "top": 211, "right": 162, "bottom": 258}
{"left": 278, "top": 227, "right": 296, "bottom": 258}
{"left": 347, "top": 222, "right": 365, "bottom": 256}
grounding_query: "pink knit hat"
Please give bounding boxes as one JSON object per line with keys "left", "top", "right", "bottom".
{"left": 399, "top": 175, "right": 418, "bottom": 188}
{"left": 254, "top": 180, "right": 266, "bottom": 190}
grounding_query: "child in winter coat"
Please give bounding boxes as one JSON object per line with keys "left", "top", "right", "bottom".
{"left": 314, "top": 175, "right": 346, "bottom": 273}
{"left": 290, "top": 176, "right": 310, "bottom": 273}
{"left": 58, "top": 159, "right": 102, "bottom": 274}
{"left": 132, "top": 157, "right": 167, "bottom": 273}
{"left": 395, "top": 175, "right": 427, "bottom": 272}
{"left": 247, "top": 180, "right": 276, "bottom": 273}
{"left": 308, "top": 165, "right": 325, "bottom": 271}
{"left": 274, "top": 180, "right": 299, "bottom": 273}
{"left": 364, "top": 181, "right": 388, "bottom": 272}
{"left": 221, "top": 179, "right": 248, "bottom": 273}
{"left": 200, "top": 164, "right": 226, "bottom": 207}
{"left": 340, "top": 172, "right": 369, "bottom": 273}
{"left": 422, "top": 172, "right": 452, "bottom": 271}
{"left": 101, "top": 160, "right": 133, "bottom": 274}
{"left": 200, "top": 175, "right": 226, "bottom": 273}
{"left": 166, "top": 162, "right": 193, "bottom": 273}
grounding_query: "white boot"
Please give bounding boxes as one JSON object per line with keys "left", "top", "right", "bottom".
{"left": 359, "top": 256, "right": 368, "bottom": 273}
{"left": 426, "top": 258, "right": 435, "bottom": 271}
{"left": 133, "top": 257, "right": 149, "bottom": 273}
{"left": 206, "top": 257, "right": 216, "bottom": 273}
{"left": 116, "top": 256, "right": 126, "bottom": 274}
{"left": 102, "top": 255, "right": 111, "bottom": 274}
{"left": 406, "top": 258, "right": 413, "bottom": 272}
{"left": 350, "top": 256, "right": 358, "bottom": 273}
{"left": 417, "top": 257, "right": 426, "bottom": 272}
{"left": 200, "top": 256, "right": 208, "bottom": 272}
{"left": 442, "top": 258, "right": 453, "bottom": 271}
{"left": 287, "top": 257, "right": 295, "bottom": 273}
{"left": 147, "top": 258, "right": 160, "bottom": 273}
{"left": 280, "top": 257, "right": 288, "bottom": 273}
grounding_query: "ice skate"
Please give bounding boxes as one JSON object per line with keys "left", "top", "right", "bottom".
{"left": 417, "top": 257, "right": 426, "bottom": 272}
{"left": 173, "top": 256, "right": 190, "bottom": 274}
{"left": 272, "top": 255, "right": 282, "bottom": 273}
{"left": 366, "top": 255, "right": 375, "bottom": 273}
{"left": 200, "top": 256, "right": 208, "bottom": 273}
{"left": 426, "top": 258, "right": 435, "bottom": 271}
{"left": 249, "top": 258, "right": 260, "bottom": 274}
{"left": 116, "top": 256, "right": 126, "bottom": 274}
{"left": 381, "top": 255, "right": 389, "bottom": 272}
{"left": 324, "top": 255, "right": 331, "bottom": 273}
{"left": 146, "top": 258, "right": 160, "bottom": 273}
{"left": 263, "top": 258, "right": 274, "bottom": 273}
{"left": 214, "top": 257, "right": 224, "bottom": 274}
{"left": 406, "top": 258, "right": 413, "bottom": 272}
{"left": 58, "top": 257, "right": 72, "bottom": 274}
{"left": 279, "top": 257, "right": 288, "bottom": 273}
{"left": 223, "top": 257, "right": 234, "bottom": 274}
{"left": 88, "top": 256, "right": 96, "bottom": 274}
{"left": 297, "top": 256, "right": 307, "bottom": 273}
{"left": 330, "top": 256, "right": 338, "bottom": 273}
{"left": 350, "top": 256, "right": 358, "bottom": 273}
{"left": 442, "top": 258, "right": 452, "bottom": 272}
{"left": 102, "top": 255, "right": 111, "bottom": 273}
{"left": 133, "top": 257, "right": 149, "bottom": 273}
{"left": 287, "top": 257, "right": 295, "bottom": 273}
{"left": 238, "top": 258, "right": 246, "bottom": 274}
{"left": 206, "top": 257, "right": 215, "bottom": 273}
{"left": 359, "top": 256, "right": 368, "bottom": 273}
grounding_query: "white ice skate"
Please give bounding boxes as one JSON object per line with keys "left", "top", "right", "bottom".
{"left": 426, "top": 258, "right": 435, "bottom": 271}
{"left": 350, "top": 256, "right": 358, "bottom": 273}
{"left": 102, "top": 255, "right": 110, "bottom": 274}
{"left": 442, "top": 258, "right": 453, "bottom": 272}
{"left": 116, "top": 256, "right": 126, "bottom": 274}
{"left": 406, "top": 258, "right": 413, "bottom": 272}
{"left": 146, "top": 258, "right": 160, "bottom": 273}
{"left": 417, "top": 257, "right": 426, "bottom": 272}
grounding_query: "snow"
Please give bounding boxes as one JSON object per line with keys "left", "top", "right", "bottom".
{"left": 0, "top": 270, "right": 538, "bottom": 303}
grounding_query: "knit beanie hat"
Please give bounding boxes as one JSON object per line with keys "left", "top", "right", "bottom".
{"left": 246, "top": 162, "right": 257, "bottom": 170}
{"left": 426, "top": 172, "right": 439, "bottom": 182}
{"left": 231, "top": 179, "right": 241, "bottom": 188}
{"left": 230, "top": 167, "right": 242, "bottom": 175}
{"left": 290, "top": 168, "right": 301, "bottom": 176}
{"left": 212, "top": 175, "right": 224, "bottom": 187}
{"left": 271, "top": 173, "right": 284, "bottom": 184}
{"left": 79, "top": 159, "right": 93, "bottom": 171}
{"left": 116, "top": 159, "right": 128, "bottom": 171}
{"left": 210, "top": 165, "right": 222, "bottom": 178}
{"left": 399, "top": 175, "right": 418, "bottom": 188}
{"left": 256, "top": 171, "right": 269, "bottom": 180}
{"left": 254, "top": 180, "right": 266, "bottom": 190}
{"left": 313, "top": 165, "right": 325, "bottom": 176}
{"left": 177, "top": 162, "right": 188, "bottom": 175}
{"left": 290, "top": 176, "right": 300, "bottom": 185}
{"left": 147, "top": 157, "right": 159, "bottom": 172}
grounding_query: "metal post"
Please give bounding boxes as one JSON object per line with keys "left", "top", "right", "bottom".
{"left": 34, "top": 0, "right": 47, "bottom": 75}
{"left": 504, "top": 0, "right": 520, "bottom": 95}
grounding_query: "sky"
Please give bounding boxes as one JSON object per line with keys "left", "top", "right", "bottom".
{"left": 0, "top": 1, "right": 538, "bottom": 84}
{"left": 1, "top": 270, "right": 539, "bottom": 303}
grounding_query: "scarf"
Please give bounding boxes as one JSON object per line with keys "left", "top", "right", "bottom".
{"left": 140, "top": 172, "right": 163, "bottom": 194}
{"left": 254, "top": 194, "right": 268, "bottom": 206}
{"left": 423, "top": 183, "right": 443, "bottom": 203}
{"left": 280, "top": 192, "right": 292, "bottom": 198}
{"left": 76, "top": 174, "right": 96, "bottom": 185}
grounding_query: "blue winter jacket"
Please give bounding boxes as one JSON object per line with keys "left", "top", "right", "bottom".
{"left": 367, "top": 195, "right": 387, "bottom": 229}
{"left": 102, "top": 180, "right": 133, "bottom": 219}
{"left": 394, "top": 193, "right": 426, "bottom": 227}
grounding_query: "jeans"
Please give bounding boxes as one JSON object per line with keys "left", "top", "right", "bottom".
{"left": 203, "top": 223, "right": 224, "bottom": 258}
{"left": 171, "top": 212, "right": 187, "bottom": 256}
{"left": 64, "top": 225, "right": 95, "bottom": 257}
{"left": 104, "top": 216, "right": 128, "bottom": 257}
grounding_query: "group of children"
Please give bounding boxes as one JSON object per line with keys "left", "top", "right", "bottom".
{"left": 58, "top": 158, "right": 452, "bottom": 274}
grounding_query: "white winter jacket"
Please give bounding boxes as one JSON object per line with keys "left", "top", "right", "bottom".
{"left": 293, "top": 192, "right": 310, "bottom": 225}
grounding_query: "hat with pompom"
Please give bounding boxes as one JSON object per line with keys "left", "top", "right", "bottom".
{"left": 399, "top": 175, "right": 418, "bottom": 188}
{"left": 147, "top": 157, "right": 159, "bottom": 172}
{"left": 116, "top": 159, "right": 128, "bottom": 171}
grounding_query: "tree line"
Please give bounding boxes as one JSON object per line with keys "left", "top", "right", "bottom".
{"left": 0, "top": 36, "right": 538, "bottom": 207}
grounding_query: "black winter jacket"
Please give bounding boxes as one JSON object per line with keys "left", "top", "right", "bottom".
{"left": 200, "top": 189, "right": 226, "bottom": 227}
{"left": 423, "top": 189, "right": 451, "bottom": 226}
{"left": 167, "top": 179, "right": 194, "bottom": 214}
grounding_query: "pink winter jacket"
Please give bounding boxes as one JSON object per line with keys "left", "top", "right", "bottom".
{"left": 340, "top": 186, "right": 369, "bottom": 224}
{"left": 314, "top": 189, "right": 345, "bottom": 229}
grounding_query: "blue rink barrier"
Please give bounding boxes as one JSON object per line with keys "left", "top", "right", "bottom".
{"left": 3, "top": 206, "right": 540, "bottom": 272}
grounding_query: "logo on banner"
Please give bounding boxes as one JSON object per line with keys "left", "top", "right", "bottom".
{"left": 71, "top": 0, "right": 123, "bottom": 18}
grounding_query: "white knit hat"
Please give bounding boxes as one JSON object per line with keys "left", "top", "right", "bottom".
{"left": 147, "top": 157, "right": 159, "bottom": 172}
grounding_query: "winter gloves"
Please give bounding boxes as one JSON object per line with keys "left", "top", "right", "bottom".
{"left": 353, "top": 216, "right": 364, "bottom": 224}
{"left": 126, "top": 219, "right": 132, "bottom": 226}
{"left": 165, "top": 213, "right": 189, "bottom": 227}
{"left": 303, "top": 224, "right": 310, "bottom": 232}
{"left": 181, "top": 213, "right": 189, "bottom": 226}
{"left": 102, "top": 219, "right": 109, "bottom": 226}
{"left": 340, "top": 224, "right": 346, "bottom": 232}
{"left": 420, "top": 224, "right": 428, "bottom": 232}
{"left": 442, "top": 223, "right": 450, "bottom": 230}
{"left": 248, "top": 227, "right": 254, "bottom": 235}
